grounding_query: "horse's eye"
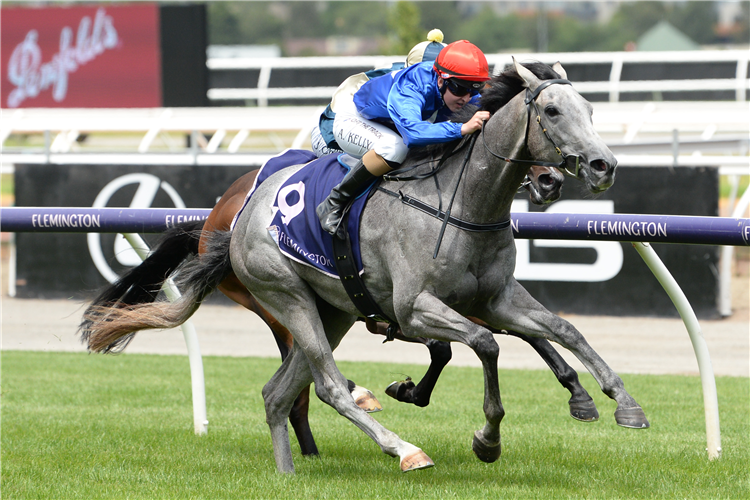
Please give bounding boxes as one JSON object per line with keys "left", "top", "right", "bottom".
{"left": 545, "top": 106, "right": 560, "bottom": 117}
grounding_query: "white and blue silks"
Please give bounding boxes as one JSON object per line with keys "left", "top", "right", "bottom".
{"left": 233, "top": 149, "right": 373, "bottom": 278}
{"left": 316, "top": 63, "right": 405, "bottom": 153}
{"left": 330, "top": 61, "right": 480, "bottom": 163}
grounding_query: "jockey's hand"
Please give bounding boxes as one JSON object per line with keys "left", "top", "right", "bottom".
{"left": 461, "top": 111, "right": 491, "bottom": 136}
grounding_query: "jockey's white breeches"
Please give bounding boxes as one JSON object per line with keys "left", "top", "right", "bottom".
{"left": 331, "top": 98, "right": 408, "bottom": 163}
{"left": 310, "top": 125, "right": 343, "bottom": 158}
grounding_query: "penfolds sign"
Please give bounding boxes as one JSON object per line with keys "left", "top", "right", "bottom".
{"left": 1, "top": 4, "right": 162, "bottom": 108}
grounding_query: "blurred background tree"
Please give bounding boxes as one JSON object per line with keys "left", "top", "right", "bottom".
{"left": 453, "top": 6, "right": 530, "bottom": 51}
{"left": 204, "top": 0, "right": 750, "bottom": 54}
{"left": 387, "top": 1, "right": 423, "bottom": 55}
{"left": 206, "top": 1, "right": 748, "bottom": 55}
{"left": 208, "top": 2, "right": 284, "bottom": 45}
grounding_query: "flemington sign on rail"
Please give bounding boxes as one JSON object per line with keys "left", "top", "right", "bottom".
{"left": 3, "top": 207, "right": 748, "bottom": 246}
{"left": 2, "top": 207, "right": 209, "bottom": 233}
{"left": 509, "top": 212, "right": 750, "bottom": 246}
{"left": 29, "top": 212, "right": 102, "bottom": 230}
{"left": 7, "top": 159, "right": 726, "bottom": 318}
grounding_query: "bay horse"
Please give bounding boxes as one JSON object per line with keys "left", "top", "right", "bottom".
{"left": 82, "top": 60, "right": 648, "bottom": 473}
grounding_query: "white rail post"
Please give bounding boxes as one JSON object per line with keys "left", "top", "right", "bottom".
{"left": 632, "top": 242, "right": 721, "bottom": 460}
{"left": 123, "top": 232, "right": 209, "bottom": 436}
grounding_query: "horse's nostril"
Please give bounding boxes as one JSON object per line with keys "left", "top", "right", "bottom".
{"left": 539, "top": 174, "right": 554, "bottom": 187}
{"left": 591, "top": 159, "right": 608, "bottom": 172}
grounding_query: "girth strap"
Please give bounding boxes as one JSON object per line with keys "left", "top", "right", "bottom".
{"left": 331, "top": 220, "right": 398, "bottom": 333}
{"left": 378, "top": 187, "right": 511, "bottom": 232}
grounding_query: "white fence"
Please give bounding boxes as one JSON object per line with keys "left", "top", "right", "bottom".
{"left": 207, "top": 49, "right": 750, "bottom": 105}
{"left": 1, "top": 102, "right": 748, "bottom": 173}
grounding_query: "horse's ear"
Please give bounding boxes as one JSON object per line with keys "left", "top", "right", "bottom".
{"left": 552, "top": 61, "right": 567, "bottom": 79}
{"left": 513, "top": 57, "right": 540, "bottom": 90}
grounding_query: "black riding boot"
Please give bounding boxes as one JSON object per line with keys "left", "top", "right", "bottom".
{"left": 316, "top": 159, "right": 375, "bottom": 235}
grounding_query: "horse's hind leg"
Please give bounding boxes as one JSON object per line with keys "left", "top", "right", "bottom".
{"left": 262, "top": 344, "right": 316, "bottom": 473}
{"left": 485, "top": 280, "right": 648, "bottom": 429}
{"left": 217, "top": 277, "right": 318, "bottom": 456}
{"left": 253, "top": 292, "right": 431, "bottom": 473}
{"left": 222, "top": 277, "right": 381, "bottom": 411}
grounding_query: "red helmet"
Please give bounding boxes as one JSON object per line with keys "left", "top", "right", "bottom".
{"left": 433, "top": 40, "right": 489, "bottom": 83}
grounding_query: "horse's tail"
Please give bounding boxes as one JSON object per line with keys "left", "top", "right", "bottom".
{"left": 80, "top": 227, "right": 234, "bottom": 354}
{"left": 94, "top": 219, "right": 204, "bottom": 306}
{"left": 78, "top": 220, "right": 203, "bottom": 350}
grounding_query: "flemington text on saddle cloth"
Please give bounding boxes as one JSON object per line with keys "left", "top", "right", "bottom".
{"left": 232, "top": 149, "right": 374, "bottom": 278}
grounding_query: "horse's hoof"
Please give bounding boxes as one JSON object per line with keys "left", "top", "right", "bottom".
{"left": 385, "top": 377, "right": 414, "bottom": 402}
{"left": 614, "top": 406, "right": 650, "bottom": 428}
{"left": 351, "top": 385, "right": 382, "bottom": 413}
{"left": 569, "top": 399, "right": 599, "bottom": 422}
{"left": 471, "top": 430, "right": 501, "bottom": 463}
{"left": 400, "top": 449, "right": 434, "bottom": 472}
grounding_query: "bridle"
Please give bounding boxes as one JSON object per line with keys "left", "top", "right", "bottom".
{"left": 481, "top": 78, "right": 582, "bottom": 179}
{"left": 377, "top": 77, "right": 584, "bottom": 259}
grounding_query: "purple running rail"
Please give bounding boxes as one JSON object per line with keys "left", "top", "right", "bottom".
{"left": 1, "top": 207, "right": 748, "bottom": 246}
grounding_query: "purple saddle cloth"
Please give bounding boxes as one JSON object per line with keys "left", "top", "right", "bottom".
{"left": 234, "top": 149, "right": 373, "bottom": 278}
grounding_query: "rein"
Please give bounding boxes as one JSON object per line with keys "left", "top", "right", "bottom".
{"left": 378, "top": 133, "right": 511, "bottom": 259}
{"left": 432, "top": 133, "right": 477, "bottom": 258}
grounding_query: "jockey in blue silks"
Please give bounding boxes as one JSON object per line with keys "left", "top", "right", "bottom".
{"left": 316, "top": 39, "right": 491, "bottom": 235}
{"left": 311, "top": 30, "right": 447, "bottom": 158}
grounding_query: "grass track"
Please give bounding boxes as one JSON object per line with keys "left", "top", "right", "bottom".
{"left": 2, "top": 351, "right": 748, "bottom": 499}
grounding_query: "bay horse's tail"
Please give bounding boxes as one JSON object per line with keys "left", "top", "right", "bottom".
{"left": 79, "top": 225, "right": 233, "bottom": 353}
{"left": 91, "top": 220, "right": 203, "bottom": 306}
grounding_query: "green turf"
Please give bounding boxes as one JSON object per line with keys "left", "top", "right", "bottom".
{"left": 1, "top": 173, "right": 12, "bottom": 198}
{"left": 719, "top": 175, "right": 749, "bottom": 201}
{"left": 2, "top": 351, "right": 748, "bottom": 499}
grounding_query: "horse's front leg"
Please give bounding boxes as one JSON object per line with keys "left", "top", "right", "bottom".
{"left": 468, "top": 316, "right": 598, "bottom": 421}
{"left": 484, "top": 280, "right": 649, "bottom": 429}
{"left": 501, "top": 329, "right": 599, "bottom": 422}
{"left": 403, "top": 292, "right": 504, "bottom": 463}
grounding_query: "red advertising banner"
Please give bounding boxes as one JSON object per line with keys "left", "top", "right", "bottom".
{"left": 1, "top": 3, "right": 162, "bottom": 108}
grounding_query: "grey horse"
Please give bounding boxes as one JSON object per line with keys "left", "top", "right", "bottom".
{"left": 227, "top": 59, "right": 646, "bottom": 472}
{"left": 84, "top": 59, "right": 648, "bottom": 473}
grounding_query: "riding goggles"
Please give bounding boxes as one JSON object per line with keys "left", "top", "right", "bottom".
{"left": 444, "top": 78, "right": 482, "bottom": 97}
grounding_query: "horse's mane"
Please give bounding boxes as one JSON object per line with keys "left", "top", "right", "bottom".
{"left": 404, "top": 61, "right": 562, "bottom": 164}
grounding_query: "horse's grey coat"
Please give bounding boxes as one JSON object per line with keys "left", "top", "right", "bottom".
{"left": 230, "top": 60, "right": 639, "bottom": 473}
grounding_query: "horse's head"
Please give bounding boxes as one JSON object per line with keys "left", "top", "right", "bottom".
{"left": 514, "top": 59, "right": 617, "bottom": 194}
{"left": 524, "top": 164, "right": 564, "bottom": 205}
